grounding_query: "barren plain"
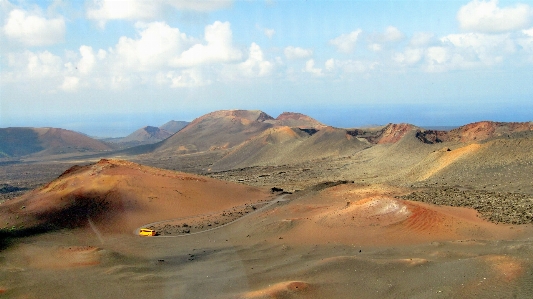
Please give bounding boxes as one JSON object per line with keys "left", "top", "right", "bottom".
{"left": 1, "top": 110, "right": 533, "bottom": 298}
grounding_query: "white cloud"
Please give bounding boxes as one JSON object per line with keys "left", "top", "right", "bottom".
{"left": 238, "top": 43, "right": 273, "bottom": 77}
{"left": 442, "top": 33, "right": 516, "bottom": 65}
{"left": 112, "top": 21, "right": 192, "bottom": 71}
{"left": 97, "top": 21, "right": 245, "bottom": 88}
{"left": 255, "top": 24, "right": 275, "bottom": 38}
{"left": 409, "top": 32, "right": 435, "bottom": 47}
{"left": 264, "top": 28, "right": 275, "bottom": 39}
{"left": 284, "top": 46, "right": 313, "bottom": 59}
{"left": 426, "top": 47, "right": 449, "bottom": 64}
{"left": 367, "top": 26, "right": 405, "bottom": 52}
{"left": 97, "top": 49, "right": 107, "bottom": 60}
{"left": 368, "top": 43, "right": 382, "bottom": 52}
{"left": 518, "top": 29, "right": 533, "bottom": 62}
{"left": 325, "top": 58, "right": 377, "bottom": 73}
{"left": 165, "top": 69, "right": 209, "bottom": 88}
{"left": 393, "top": 48, "right": 424, "bottom": 65}
{"left": 325, "top": 58, "right": 335, "bottom": 72}
{"left": 330, "top": 29, "right": 362, "bottom": 53}
{"left": 457, "top": 0, "right": 533, "bottom": 33}
{"left": 3, "top": 9, "right": 65, "bottom": 46}
{"left": 424, "top": 46, "right": 451, "bottom": 72}
{"left": 78, "top": 46, "right": 96, "bottom": 75}
{"left": 7, "top": 50, "right": 63, "bottom": 79}
{"left": 86, "top": 0, "right": 157, "bottom": 23}
{"left": 166, "top": 0, "right": 232, "bottom": 11}
{"left": 383, "top": 26, "right": 405, "bottom": 42}
{"left": 171, "top": 21, "right": 242, "bottom": 67}
{"left": 304, "top": 59, "right": 323, "bottom": 76}
{"left": 523, "top": 27, "right": 533, "bottom": 37}
{"left": 60, "top": 76, "right": 80, "bottom": 92}
{"left": 87, "top": 0, "right": 232, "bottom": 27}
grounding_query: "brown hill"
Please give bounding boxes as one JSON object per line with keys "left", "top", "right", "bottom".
{"left": 405, "top": 135, "right": 533, "bottom": 192}
{"left": 0, "top": 159, "right": 270, "bottom": 234}
{"left": 154, "top": 110, "right": 276, "bottom": 155}
{"left": 346, "top": 123, "right": 418, "bottom": 144}
{"left": 210, "top": 126, "right": 369, "bottom": 171}
{"left": 267, "top": 112, "right": 326, "bottom": 128}
{"left": 445, "top": 121, "right": 533, "bottom": 142}
{"left": 0, "top": 127, "right": 112, "bottom": 157}
{"left": 416, "top": 121, "right": 533, "bottom": 144}
{"left": 159, "top": 120, "right": 189, "bottom": 134}
{"left": 116, "top": 126, "right": 172, "bottom": 146}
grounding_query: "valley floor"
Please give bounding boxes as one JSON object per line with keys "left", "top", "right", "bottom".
{"left": 1, "top": 142, "right": 533, "bottom": 298}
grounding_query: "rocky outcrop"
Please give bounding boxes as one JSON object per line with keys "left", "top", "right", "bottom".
{"left": 347, "top": 123, "right": 417, "bottom": 144}
{"left": 446, "top": 121, "right": 533, "bottom": 142}
{"left": 415, "top": 130, "right": 447, "bottom": 144}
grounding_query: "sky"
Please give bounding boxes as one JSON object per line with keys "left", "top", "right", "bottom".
{"left": 1, "top": 0, "right": 533, "bottom": 137}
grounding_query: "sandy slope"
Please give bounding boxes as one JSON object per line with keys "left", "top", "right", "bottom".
{"left": 0, "top": 159, "right": 272, "bottom": 234}
{"left": 2, "top": 180, "right": 532, "bottom": 298}
{"left": 239, "top": 183, "right": 523, "bottom": 246}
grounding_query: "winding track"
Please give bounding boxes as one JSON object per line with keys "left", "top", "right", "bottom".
{"left": 134, "top": 194, "right": 289, "bottom": 237}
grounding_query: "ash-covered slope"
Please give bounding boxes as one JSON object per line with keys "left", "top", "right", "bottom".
{"left": 0, "top": 159, "right": 270, "bottom": 234}
{"left": 118, "top": 126, "right": 172, "bottom": 145}
{"left": 210, "top": 126, "right": 369, "bottom": 171}
{"left": 0, "top": 127, "right": 112, "bottom": 157}
{"left": 159, "top": 120, "right": 189, "bottom": 134}
{"left": 152, "top": 110, "right": 331, "bottom": 157}
{"left": 154, "top": 110, "right": 276, "bottom": 155}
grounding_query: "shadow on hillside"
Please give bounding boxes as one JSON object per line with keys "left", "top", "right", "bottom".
{"left": 0, "top": 128, "right": 43, "bottom": 157}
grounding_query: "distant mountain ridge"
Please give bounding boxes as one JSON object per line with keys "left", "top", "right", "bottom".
{"left": 2, "top": 110, "right": 531, "bottom": 164}
{"left": 153, "top": 110, "right": 327, "bottom": 156}
{"left": 0, "top": 127, "right": 112, "bottom": 158}
{"left": 120, "top": 126, "right": 172, "bottom": 143}
{"left": 159, "top": 120, "right": 189, "bottom": 134}
{"left": 103, "top": 120, "right": 190, "bottom": 148}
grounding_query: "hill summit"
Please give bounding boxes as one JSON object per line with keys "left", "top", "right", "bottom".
{"left": 154, "top": 110, "right": 325, "bottom": 155}
{"left": 120, "top": 126, "right": 172, "bottom": 143}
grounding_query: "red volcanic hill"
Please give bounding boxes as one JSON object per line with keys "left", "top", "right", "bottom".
{"left": 268, "top": 112, "right": 326, "bottom": 128}
{"left": 153, "top": 110, "right": 327, "bottom": 156}
{"left": 415, "top": 121, "right": 533, "bottom": 144}
{"left": 0, "top": 159, "right": 271, "bottom": 234}
{"left": 372, "top": 123, "right": 417, "bottom": 144}
{"left": 154, "top": 110, "right": 275, "bottom": 155}
{"left": 346, "top": 123, "right": 419, "bottom": 145}
{"left": 445, "top": 121, "right": 533, "bottom": 142}
{"left": 0, "top": 127, "right": 112, "bottom": 157}
{"left": 358, "top": 121, "right": 533, "bottom": 146}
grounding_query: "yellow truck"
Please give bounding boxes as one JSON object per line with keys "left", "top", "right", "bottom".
{"left": 139, "top": 228, "right": 156, "bottom": 236}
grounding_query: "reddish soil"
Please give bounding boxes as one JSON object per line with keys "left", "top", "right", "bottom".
{"left": 0, "top": 159, "right": 272, "bottom": 234}
{"left": 375, "top": 123, "right": 416, "bottom": 144}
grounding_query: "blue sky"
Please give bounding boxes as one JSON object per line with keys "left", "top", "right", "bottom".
{"left": 1, "top": 0, "right": 533, "bottom": 136}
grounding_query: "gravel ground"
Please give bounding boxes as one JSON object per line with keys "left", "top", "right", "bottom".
{"left": 397, "top": 187, "right": 533, "bottom": 224}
